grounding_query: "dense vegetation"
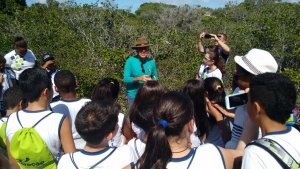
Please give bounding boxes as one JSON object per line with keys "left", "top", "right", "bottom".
{"left": 0, "top": 0, "right": 299, "bottom": 112}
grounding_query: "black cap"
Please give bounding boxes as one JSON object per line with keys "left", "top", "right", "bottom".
{"left": 42, "top": 52, "right": 55, "bottom": 64}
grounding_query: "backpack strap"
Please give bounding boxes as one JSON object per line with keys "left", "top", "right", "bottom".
{"left": 90, "top": 147, "right": 117, "bottom": 169}
{"left": 69, "top": 153, "right": 79, "bottom": 169}
{"left": 134, "top": 138, "right": 141, "bottom": 159}
{"left": 247, "top": 138, "right": 300, "bottom": 169}
{"left": 16, "top": 111, "right": 53, "bottom": 128}
{"left": 187, "top": 147, "right": 198, "bottom": 169}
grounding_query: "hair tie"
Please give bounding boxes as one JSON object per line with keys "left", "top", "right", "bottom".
{"left": 158, "top": 119, "right": 168, "bottom": 129}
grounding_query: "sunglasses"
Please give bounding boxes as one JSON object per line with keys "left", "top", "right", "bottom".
{"left": 141, "top": 63, "right": 145, "bottom": 73}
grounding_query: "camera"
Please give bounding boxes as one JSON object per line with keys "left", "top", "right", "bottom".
{"left": 204, "top": 34, "right": 212, "bottom": 39}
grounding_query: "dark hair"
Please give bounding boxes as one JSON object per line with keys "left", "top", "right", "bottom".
{"left": 137, "top": 91, "right": 194, "bottom": 169}
{"left": 91, "top": 78, "right": 120, "bottom": 102}
{"left": 206, "top": 46, "right": 226, "bottom": 75}
{"left": 129, "top": 80, "right": 165, "bottom": 122}
{"left": 0, "top": 55, "right": 6, "bottom": 65}
{"left": 3, "top": 86, "right": 23, "bottom": 110}
{"left": 18, "top": 68, "right": 52, "bottom": 103}
{"left": 54, "top": 70, "right": 76, "bottom": 93}
{"left": 14, "top": 36, "right": 27, "bottom": 49}
{"left": 183, "top": 79, "right": 208, "bottom": 137}
{"left": 249, "top": 73, "right": 297, "bottom": 124}
{"left": 204, "top": 77, "right": 226, "bottom": 107}
{"left": 75, "top": 100, "right": 119, "bottom": 145}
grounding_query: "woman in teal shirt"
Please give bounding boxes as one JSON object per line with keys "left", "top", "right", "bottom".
{"left": 123, "top": 37, "right": 159, "bottom": 109}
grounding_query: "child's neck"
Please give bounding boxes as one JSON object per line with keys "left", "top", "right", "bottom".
{"left": 208, "top": 65, "right": 217, "bottom": 72}
{"left": 6, "top": 108, "right": 19, "bottom": 116}
{"left": 84, "top": 142, "right": 109, "bottom": 152}
{"left": 60, "top": 92, "right": 77, "bottom": 101}
{"left": 261, "top": 118, "right": 288, "bottom": 136}
{"left": 25, "top": 101, "right": 49, "bottom": 111}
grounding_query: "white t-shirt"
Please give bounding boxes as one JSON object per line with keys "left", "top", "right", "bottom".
{"left": 201, "top": 67, "right": 223, "bottom": 81}
{"left": 0, "top": 68, "right": 16, "bottom": 100}
{"left": 109, "top": 113, "right": 125, "bottom": 147}
{"left": 50, "top": 98, "right": 91, "bottom": 149}
{"left": 242, "top": 127, "right": 300, "bottom": 169}
{"left": 128, "top": 138, "right": 146, "bottom": 163}
{"left": 190, "top": 124, "right": 202, "bottom": 148}
{"left": 6, "top": 110, "right": 65, "bottom": 159}
{"left": 4, "top": 49, "right": 36, "bottom": 79}
{"left": 225, "top": 88, "right": 248, "bottom": 149}
{"left": 166, "top": 144, "right": 225, "bottom": 169}
{"left": 50, "top": 69, "right": 59, "bottom": 99}
{"left": 198, "top": 64, "right": 207, "bottom": 79}
{"left": 57, "top": 145, "right": 135, "bottom": 169}
{"left": 131, "top": 122, "right": 145, "bottom": 140}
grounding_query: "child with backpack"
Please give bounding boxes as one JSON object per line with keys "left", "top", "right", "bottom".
{"left": 242, "top": 73, "right": 300, "bottom": 169}
{"left": 50, "top": 70, "right": 90, "bottom": 149}
{"left": 58, "top": 101, "right": 135, "bottom": 168}
{"left": 5, "top": 68, "right": 75, "bottom": 169}
{"left": 0, "top": 86, "right": 23, "bottom": 157}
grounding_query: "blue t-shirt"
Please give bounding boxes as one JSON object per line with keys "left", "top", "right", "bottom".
{"left": 123, "top": 56, "right": 158, "bottom": 98}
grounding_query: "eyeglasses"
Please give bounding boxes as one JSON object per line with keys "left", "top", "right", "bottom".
{"left": 141, "top": 63, "right": 145, "bottom": 73}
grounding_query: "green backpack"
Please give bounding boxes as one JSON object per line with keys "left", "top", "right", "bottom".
{"left": 0, "top": 119, "right": 7, "bottom": 156}
{"left": 10, "top": 112, "right": 57, "bottom": 169}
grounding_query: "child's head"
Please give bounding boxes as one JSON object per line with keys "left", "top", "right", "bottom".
{"left": 183, "top": 79, "right": 207, "bottom": 137}
{"left": 91, "top": 78, "right": 119, "bottom": 102}
{"left": 3, "top": 86, "right": 23, "bottom": 113}
{"left": 248, "top": 73, "right": 296, "bottom": 124}
{"left": 129, "top": 80, "right": 165, "bottom": 121}
{"left": 75, "top": 100, "right": 119, "bottom": 145}
{"left": 54, "top": 70, "right": 77, "bottom": 93}
{"left": 204, "top": 46, "right": 226, "bottom": 74}
{"left": 19, "top": 68, "right": 52, "bottom": 103}
{"left": 137, "top": 91, "right": 194, "bottom": 169}
{"left": 234, "top": 48, "right": 278, "bottom": 90}
{"left": 204, "top": 77, "right": 226, "bottom": 107}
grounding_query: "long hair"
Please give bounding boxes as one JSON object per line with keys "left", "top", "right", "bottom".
{"left": 129, "top": 80, "right": 165, "bottom": 122}
{"left": 207, "top": 46, "right": 226, "bottom": 75}
{"left": 136, "top": 91, "right": 194, "bottom": 169}
{"left": 183, "top": 79, "right": 208, "bottom": 138}
{"left": 204, "top": 77, "right": 226, "bottom": 125}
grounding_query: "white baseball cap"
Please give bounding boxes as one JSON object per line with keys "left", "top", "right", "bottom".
{"left": 234, "top": 48, "right": 278, "bottom": 75}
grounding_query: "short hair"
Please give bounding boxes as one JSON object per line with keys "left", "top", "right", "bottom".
{"left": 75, "top": 100, "right": 119, "bottom": 145}
{"left": 91, "top": 78, "right": 120, "bottom": 102}
{"left": 3, "top": 86, "right": 23, "bottom": 110}
{"left": 249, "top": 73, "right": 297, "bottom": 124}
{"left": 14, "top": 36, "right": 27, "bottom": 49}
{"left": 54, "top": 70, "right": 76, "bottom": 93}
{"left": 18, "top": 68, "right": 52, "bottom": 103}
{"left": 0, "top": 55, "right": 6, "bottom": 65}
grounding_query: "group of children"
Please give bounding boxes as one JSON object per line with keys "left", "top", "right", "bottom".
{"left": 0, "top": 48, "right": 299, "bottom": 169}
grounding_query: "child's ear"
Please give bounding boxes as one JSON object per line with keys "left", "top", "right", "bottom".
{"left": 18, "top": 100, "right": 23, "bottom": 110}
{"left": 106, "top": 132, "right": 113, "bottom": 141}
{"left": 253, "top": 101, "right": 262, "bottom": 118}
{"left": 187, "top": 119, "right": 195, "bottom": 133}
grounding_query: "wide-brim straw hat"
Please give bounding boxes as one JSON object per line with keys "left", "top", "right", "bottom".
{"left": 131, "top": 37, "right": 152, "bottom": 49}
{"left": 234, "top": 48, "right": 278, "bottom": 75}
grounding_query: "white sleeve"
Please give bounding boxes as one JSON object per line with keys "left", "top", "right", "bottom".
{"left": 241, "top": 146, "right": 267, "bottom": 169}
{"left": 118, "top": 145, "right": 135, "bottom": 167}
{"left": 57, "top": 154, "right": 75, "bottom": 169}
{"left": 4, "top": 53, "right": 12, "bottom": 67}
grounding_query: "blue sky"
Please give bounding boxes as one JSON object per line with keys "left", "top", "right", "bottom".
{"left": 28, "top": 0, "right": 300, "bottom": 12}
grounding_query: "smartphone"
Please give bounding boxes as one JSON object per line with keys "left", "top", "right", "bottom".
{"left": 225, "top": 92, "right": 248, "bottom": 109}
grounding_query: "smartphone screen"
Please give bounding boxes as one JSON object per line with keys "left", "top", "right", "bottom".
{"left": 228, "top": 93, "right": 248, "bottom": 108}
